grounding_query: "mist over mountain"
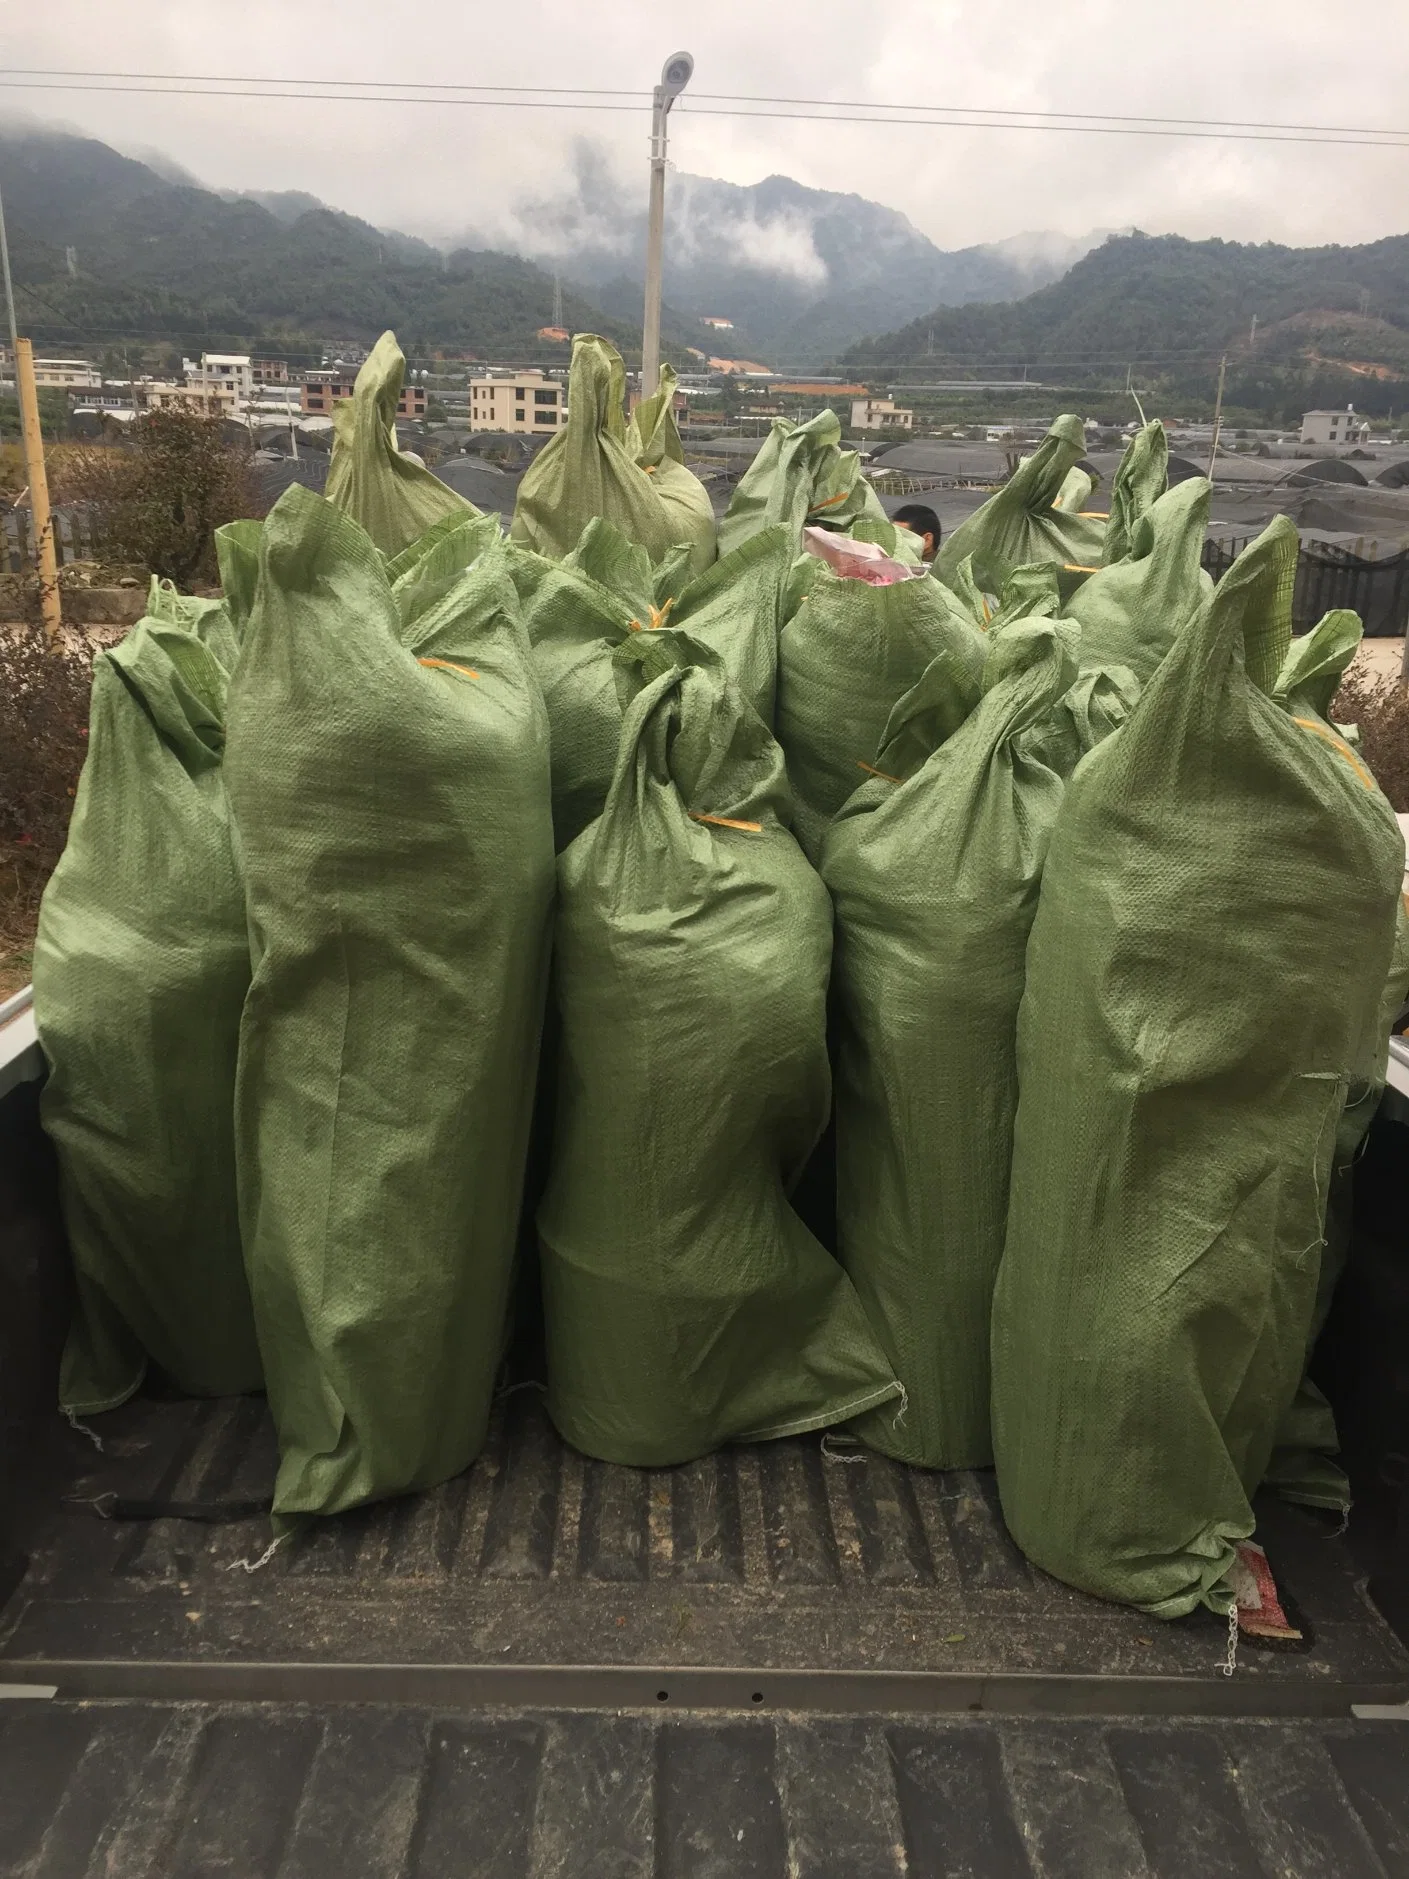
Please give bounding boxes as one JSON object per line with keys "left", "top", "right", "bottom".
{"left": 454, "top": 143, "right": 1113, "bottom": 368}
{"left": 0, "top": 124, "right": 631, "bottom": 361}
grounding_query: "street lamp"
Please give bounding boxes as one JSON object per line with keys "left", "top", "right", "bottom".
{"left": 641, "top": 50, "right": 693, "bottom": 400}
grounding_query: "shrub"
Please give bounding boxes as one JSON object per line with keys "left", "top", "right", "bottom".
{"left": 57, "top": 405, "right": 263, "bottom": 587}
{"left": 0, "top": 623, "right": 95, "bottom": 959}
{"left": 1334, "top": 665, "right": 1409, "bottom": 813}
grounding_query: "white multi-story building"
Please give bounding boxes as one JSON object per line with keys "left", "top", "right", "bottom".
{"left": 850, "top": 397, "right": 914, "bottom": 432}
{"left": 468, "top": 370, "right": 564, "bottom": 434}
{"left": 32, "top": 358, "right": 103, "bottom": 390}
{"left": 182, "top": 353, "right": 254, "bottom": 415}
{"left": 1300, "top": 406, "right": 1371, "bottom": 447}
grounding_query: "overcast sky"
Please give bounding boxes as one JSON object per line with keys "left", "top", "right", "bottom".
{"left": 6, "top": 0, "right": 1408, "bottom": 255}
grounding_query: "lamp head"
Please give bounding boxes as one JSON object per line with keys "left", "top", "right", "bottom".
{"left": 659, "top": 51, "right": 694, "bottom": 99}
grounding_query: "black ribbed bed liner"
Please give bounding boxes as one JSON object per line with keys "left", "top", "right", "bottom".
{"left": 3, "top": 1699, "right": 1408, "bottom": 1879}
{"left": 2, "top": 1388, "right": 1406, "bottom": 1696}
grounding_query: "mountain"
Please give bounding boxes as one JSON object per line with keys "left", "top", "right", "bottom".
{"left": 225, "top": 188, "right": 330, "bottom": 226}
{"left": 842, "top": 230, "right": 1409, "bottom": 418}
{"left": 0, "top": 126, "right": 633, "bottom": 363}
{"left": 471, "top": 152, "right": 1110, "bottom": 368}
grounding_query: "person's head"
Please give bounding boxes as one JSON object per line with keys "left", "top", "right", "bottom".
{"left": 893, "top": 503, "right": 941, "bottom": 562}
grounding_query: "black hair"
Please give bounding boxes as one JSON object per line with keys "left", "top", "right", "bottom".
{"left": 892, "top": 503, "right": 941, "bottom": 549}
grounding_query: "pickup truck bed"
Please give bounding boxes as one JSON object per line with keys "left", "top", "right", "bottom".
{"left": 3, "top": 1034, "right": 1409, "bottom": 1874}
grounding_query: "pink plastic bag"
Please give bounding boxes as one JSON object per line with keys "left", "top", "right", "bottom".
{"left": 801, "top": 526, "right": 925, "bottom": 586}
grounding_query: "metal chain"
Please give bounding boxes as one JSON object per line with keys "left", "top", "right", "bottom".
{"left": 1220, "top": 1601, "right": 1240, "bottom": 1678}
{"left": 224, "top": 1531, "right": 290, "bottom": 1576}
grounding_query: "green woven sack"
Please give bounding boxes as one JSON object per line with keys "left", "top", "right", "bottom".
{"left": 538, "top": 642, "right": 900, "bottom": 1466}
{"left": 226, "top": 487, "right": 555, "bottom": 1520}
{"left": 990, "top": 520, "right": 1406, "bottom": 1617}
{"left": 325, "top": 331, "right": 481, "bottom": 557}
{"left": 1103, "top": 420, "right": 1170, "bottom": 565}
{"left": 718, "top": 408, "right": 888, "bottom": 557}
{"left": 1265, "top": 611, "right": 1409, "bottom": 1507}
{"left": 776, "top": 564, "right": 987, "bottom": 861}
{"left": 512, "top": 336, "right": 715, "bottom": 574}
{"left": 934, "top": 415, "right": 1105, "bottom": 597}
{"left": 514, "top": 519, "right": 792, "bottom": 848}
{"left": 822, "top": 617, "right": 1076, "bottom": 1468}
{"left": 1052, "top": 464, "right": 1096, "bottom": 513}
{"left": 388, "top": 512, "right": 505, "bottom": 627}
{"left": 214, "top": 520, "right": 264, "bottom": 644}
{"left": 35, "top": 616, "right": 262, "bottom": 1413}
{"left": 624, "top": 364, "right": 717, "bottom": 576}
{"left": 1060, "top": 475, "right": 1213, "bottom": 686}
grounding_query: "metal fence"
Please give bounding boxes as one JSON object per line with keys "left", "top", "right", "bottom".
{"left": 2, "top": 505, "right": 106, "bottom": 576}
{"left": 1202, "top": 536, "right": 1409, "bottom": 637}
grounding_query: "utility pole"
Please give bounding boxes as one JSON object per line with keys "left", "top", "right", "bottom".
{"left": 0, "top": 181, "right": 61, "bottom": 642}
{"left": 1207, "top": 354, "right": 1228, "bottom": 485}
{"left": 641, "top": 50, "right": 694, "bottom": 400}
{"left": 14, "top": 340, "right": 62, "bottom": 644}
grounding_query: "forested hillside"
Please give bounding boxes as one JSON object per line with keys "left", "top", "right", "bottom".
{"left": 844, "top": 231, "right": 1409, "bottom": 419}
{"left": 0, "top": 127, "right": 633, "bottom": 363}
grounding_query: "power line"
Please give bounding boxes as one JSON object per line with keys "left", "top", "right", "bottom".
{"left": 4, "top": 67, "right": 645, "bottom": 96}
{"left": 690, "top": 92, "right": 1409, "bottom": 141}
{"left": 0, "top": 81, "right": 641, "bottom": 113}
{"left": 9, "top": 69, "right": 1409, "bottom": 140}
{"left": 0, "top": 75, "right": 1406, "bottom": 148}
{"left": 678, "top": 108, "right": 1409, "bottom": 149}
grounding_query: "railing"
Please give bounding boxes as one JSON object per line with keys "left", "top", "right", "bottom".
{"left": 1202, "top": 536, "right": 1409, "bottom": 637}
{"left": 2, "top": 505, "right": 106, "bottom": 575}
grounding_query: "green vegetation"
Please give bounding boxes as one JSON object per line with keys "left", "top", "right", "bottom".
{"left": 844, "top": 232, "right": 1409, "bottom": 424}
{"left": 0, "top": 128, "right": 639, "bottom": 365}
{"left": 57, "top": 407, "right": 263, "bottom": 585}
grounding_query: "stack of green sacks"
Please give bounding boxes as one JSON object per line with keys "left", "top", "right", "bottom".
{"left": 990, "top": 520, "right": 1406, "bottom": 1617}
{"left": 512, "top": 336, "right": 715, "bottom": 576}
{"left": 538, "top": 635, "right": 900, "bottom": 1465}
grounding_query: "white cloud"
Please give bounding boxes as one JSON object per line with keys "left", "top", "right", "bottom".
{"left": 3, "top": 0, "right": 1406, "bottom": 252}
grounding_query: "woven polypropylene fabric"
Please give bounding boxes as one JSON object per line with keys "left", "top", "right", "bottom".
{"left": 822, "top": 619, "right": 1075, "bottom": 1468}
{"left": 512, "top": 336, "right": 714, "bottom": 573}
{"left": 323, "top": 332, "right": 481, "bottom": 558}
{"left": 214, "top": 520, "right": 263, "bottom": 641}
{"left": 514, "top": 521, "right": 793, "bottom": 849}
{"left": 1103, "top": 421, "right": 1171, "bottom": 565}
{"left": 1264, "top": 611, "right": 1409, "bottom": 1510}
{"left": 718, "top": 408, "right": 889, "bottom": 558}
{"left": 776, "top": 564, "right": 987, "bottom": 862}
{"left": 990, "top": 518, "right": 1407, "bottom": 1617}
{"left": 35, "top": 617, "right": 262, "bottom": 1414}
{"left": 388, "top": 513, "right": 506, "bottom": 630}
{"left": 935, "top": 415, "right": 1105, "bottom": 597}
{"left": 538, "top": 647, "right": 899, "bottom": 1467}
{"left": 226, "top": 488, "right": 554, "bottom": 1520}
{"left": 1060, "top": 476, "right": 1214, "bottom": 686}
{"left": 624, "top": 365, "right": 717, "bottom": 577}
